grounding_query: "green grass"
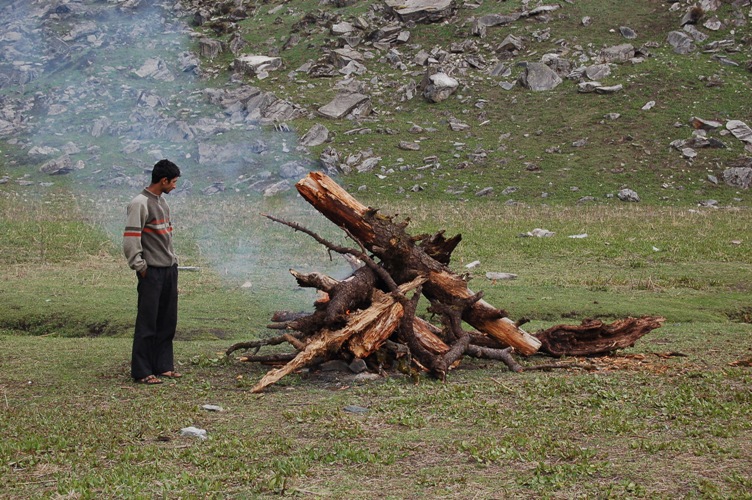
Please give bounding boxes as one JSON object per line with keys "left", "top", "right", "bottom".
{"left": 1, "top": 180, "right": 751, "bottom": 497}
{"left": 1, "top": 0, "right": 752, "bottom": 497}
{"left": 1, "top": 329, "right": 750, "bottom": 498}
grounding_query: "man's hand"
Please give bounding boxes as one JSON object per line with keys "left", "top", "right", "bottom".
{"left": 139, "top": 268, "right": 147, "bottom": 278}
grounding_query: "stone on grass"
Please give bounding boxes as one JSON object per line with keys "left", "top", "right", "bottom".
{"left": 422, "top": 72, "right": 459, "bottom": 103}
{"left": 485, "top": 272, "right": 517, "bottom": 280}
{"left": 727, "top": 120, "right": 752, "bottom": 145}
{"left": 617, "top": 188, "right": 640, "bottom": 202}
{"left": 518, "top": 62, "right": 562, "bottom": 91}
{"left": 180, "top": 426, "right": 207, "bottom": 440}
{"left": 317, "top": 93, "right": 372, "bottom": 119}
{"left": 722, "top": 167, "right": 752, "bottom": 189}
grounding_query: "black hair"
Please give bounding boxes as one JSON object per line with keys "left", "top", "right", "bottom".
{"left": 151, "top": 159, "right": 181, "bottom": 184}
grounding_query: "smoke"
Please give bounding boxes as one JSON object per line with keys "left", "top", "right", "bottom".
{"left": 0, "top": 0, "right": 351, "bottom": 303}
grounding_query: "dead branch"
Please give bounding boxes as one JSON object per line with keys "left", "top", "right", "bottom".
{"left": 466, "top": 345, "right": 523, "bottom": 372}
{"left": 535, "top": 316, "right": 665, "bottom": 357}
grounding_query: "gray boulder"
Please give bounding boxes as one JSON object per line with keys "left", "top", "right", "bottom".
{"left": 300, "top": 123, "right": 330, "bottom": 147}
{"left": 617, "top": 188, "right": 640, "bottom": 202}
{"left": 727, "top": 120, "right": 752, "bottom": 145}
{"left": 133, "top": 58, "right": 174, "bottom": 81}
{"left": 198, "top": 38, "right": 223, "bottom": 59}
{"left": 234, "top": 55, "right": 283, "bottom": 77}
{"left": 384, "top": 0, "right": 458, "bottom": 23}
{"left": 422, "top": 72, "right": 459, "bottom": 103}
{"left": 518, "top": 62, "right": 562, "bottom": 91}
{"left": 599, "top": 44, "right": 635, "bottom": 63}
{"left": 722, "top": 167, "right": 752, "bottom": 189}
{"left": 317, "top": 93, "right": 372, "bottom": 119}
{"left": 585, "top": 64, "right": 611, "bottom": 80}
{"left": 667, "top": 31, "right": 695, "bottom": 54}
{"left": 39, "top": 155, "right": 73, "bottom": 175}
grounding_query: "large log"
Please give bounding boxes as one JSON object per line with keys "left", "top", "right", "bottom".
{"left": 251, "top": 277, "right": 425, "bottom": 392}
{"left": 535, "top": 316, "right": 665, "bottom": 357}
{"left": 296, "top": 172, "right": 541, "bottom": 355}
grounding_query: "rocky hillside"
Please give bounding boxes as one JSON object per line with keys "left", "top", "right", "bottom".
{"left": 0, "top": 0, "right": 751, "bottom": 205}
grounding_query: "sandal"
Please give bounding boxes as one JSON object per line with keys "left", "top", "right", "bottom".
{"left": 159, "top": 371, "right": 183, "bottom": 379}
{"left": 136, "top": 375, "right": 163, "bottom": 385}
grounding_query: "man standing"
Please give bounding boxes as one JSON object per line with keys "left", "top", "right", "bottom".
{"left": 123, "top": 159, "right": 183, "bottom": 385}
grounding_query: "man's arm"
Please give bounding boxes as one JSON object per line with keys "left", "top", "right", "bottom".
{"left": 123, "top": 199, "right": 148, "bottom": 274}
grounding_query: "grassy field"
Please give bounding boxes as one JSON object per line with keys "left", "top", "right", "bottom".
{"left": 2, "top": 0, "right": 752, "bottom": 497}
{"left": 1, "top": 182, "right": 751, "bottom": 498}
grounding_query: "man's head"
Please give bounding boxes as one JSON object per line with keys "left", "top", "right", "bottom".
{"left": 150, "top": 159, "right": 181, "bottom": 194}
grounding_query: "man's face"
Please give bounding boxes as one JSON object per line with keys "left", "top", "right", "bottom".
{"left": 161, "top": 177, "right": 179, "bottom": 193}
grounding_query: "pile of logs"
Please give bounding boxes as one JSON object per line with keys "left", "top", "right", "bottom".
{"left": 227, "top": 172, "right": 664, "bottom": 392}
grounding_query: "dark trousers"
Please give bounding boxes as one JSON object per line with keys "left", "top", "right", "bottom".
{"left": 131, "top": 264, "right": 178, "bottom": 379}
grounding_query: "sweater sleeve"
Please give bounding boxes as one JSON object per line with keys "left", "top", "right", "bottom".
{"left": 123, "top": 197, "right": 148, "bottom": 273}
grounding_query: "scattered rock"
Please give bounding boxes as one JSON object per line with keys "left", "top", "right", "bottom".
{"left": 180, "top": 426, "right": 208, "bottom": 440}
{"left": 518, "top": 62, "right": 562, "bottom": 91}
{"left": 133, "top": 58, "right": 174, "bottom": 81}
{"left": 300, "top": 123, "right": 330, "bottom": 147}
{"left": 39, "top": 155, "right": 74, "bottom": 175}
{"left": 317, "top": 93, "right": 372, "bottom": 119}
{"left": 617, "top": 188, "right": 640, "bottom": 202}
{"left": 319, "top": 360, "right": 351, "bottom": 372}
{"left": 384, "top": 0, "right": 458, "bottom": 24}
{"left": 343, "top": 405, "right": 369, "bottom": 414}
{"left": 722, "top": 166, "right": 752, "bottom": 189}
{"left": 234, "top": 55, "right": 283, "bottom": 78}
{"left": 198, "top": 38, "right": 223, "bottom": 59}
{"left": 497, "top": 34, "right": 525, "bottom": 53}
{"left": 619, "top": 26, "right": 637, "bottom": 39}
{"left": 422, "top": 72, "right": 459, "bottom": 102}
{"left": 398, "top": 141, "right": 420, "bottom": 151}
{"left": 727, "top": 120, "right": 752, "bottom": 145}
{"left": 348, "top": 358, "right": 368, "bottom": 374}
{"left": 691, "top": 117, "right": 723, "bottom": 130}
{"left": 263, "top": 180, "right": 292, "bottom": 197}
{"left": 585, "top": 63, "right": 611, "bottom": 80}
{"left": 667, "top": 31, "right": 695, "bottom": 54}
{"left": 485, "top": 272, "right": 517, "bottom": 280}
{"left": 599, "top": 44, "right": 635, "bottom": 63}
{"left": 521, "top": 228, "right": 555, "bottom": 238}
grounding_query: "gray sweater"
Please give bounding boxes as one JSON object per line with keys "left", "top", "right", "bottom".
{"left": 123, "top": 188, "right": 178, "bottom": 272}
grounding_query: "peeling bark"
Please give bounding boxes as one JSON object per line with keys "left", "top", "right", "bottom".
{"left": 535, "top": 316, "right": 665, "bottom": 357}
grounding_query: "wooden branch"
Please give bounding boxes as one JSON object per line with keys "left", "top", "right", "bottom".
{"left": 396, "top": 287, "right": 440, "bottom": 374}
{"left": 282, "top": 333, "right": 306, "bottom": 351}
{"left": 535, "top": 316, "right": 665, "bottom": 357}
{"left": 270, "top": 310, "right": 310, "bottom": 322}
{"left": 417, "top": 230, "right": 462, "bottom": 265}
{"left": 295, "top": 172, "right": 541, "bottom": 356}
{"left": 289, "top": 269, "right": 339, "bottom": 292}
{"left": 266, "top": 310, "right": 328, "bottom": 335}
{"left": 466, "top": 345, "right": 523, "bottom": 372}
{"left": 412, "top": 317, "right": 450, "bottom": 355}
{"left": 226, "top": 331, "right": 305, "bottom": 356}
{"left": 264, "top": 212, "right": 402, "bottom": 296}
{"left": 250, "top": 277, "right": 426, "bottom": 392}
{"left": 237, "top": 353, "right": 297, "bottom": 363}
{"left": 523, "top": 362, "right": 596, "bottom": 371}
{"left": 324, "top": 266, "right": 376, "bottom": 325}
